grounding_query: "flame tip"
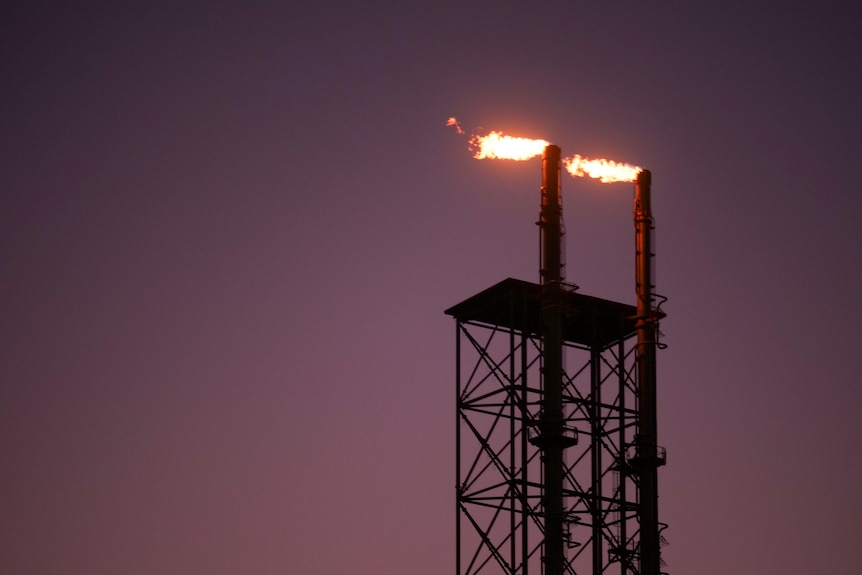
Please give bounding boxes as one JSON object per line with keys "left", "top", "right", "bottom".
{"left": 446, "top": 117, "right": 465, "bottom": 135}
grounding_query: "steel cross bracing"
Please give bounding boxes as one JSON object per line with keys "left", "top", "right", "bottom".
{"left": 451, "top": 283, "right": 661, "bottom": 575}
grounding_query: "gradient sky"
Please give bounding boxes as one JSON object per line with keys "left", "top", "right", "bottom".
{"left": 3, "top": 2, "right": 861, "bottom": 574}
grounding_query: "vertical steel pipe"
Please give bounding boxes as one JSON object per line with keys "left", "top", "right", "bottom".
{"left": 540, "top": 145, "right": 565, "bottom": 575}
{"left": 634, "top": 170, "right": 661, "bottom": 575}
{"left": 540, "top": 145, "right": 563, "bottom": 285}
{"left": 455, "top": 323, "right": 462, "bottom": 575}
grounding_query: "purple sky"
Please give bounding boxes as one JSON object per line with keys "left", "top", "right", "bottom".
{"left": 3, "top": 2, "right": 861, "bottom": 574}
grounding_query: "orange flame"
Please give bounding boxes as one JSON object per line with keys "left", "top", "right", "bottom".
{"left": 447, "top": 117, "right": 641, "bottom": 182}
{"left": 563, "top": 155, "right": 641, "bottom": 183}
{"left": 446, "top": 117, "right": 464, "bottom": 134}
{"left": 469, "top": 131, "right": 550, "bottom": 161}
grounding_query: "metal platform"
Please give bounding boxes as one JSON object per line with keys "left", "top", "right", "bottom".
{"left": 445, "top": 277, "right": 640, "bottom": 349}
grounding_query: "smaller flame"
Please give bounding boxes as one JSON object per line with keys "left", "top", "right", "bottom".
{"left": 446, "top": 117, "right": 464, "bottom": 134}
{"left": 469, "top": 131, "right": 550, "bottom": 161}
{"left": 563, "top": 155, "right": 641, "bottom": 183}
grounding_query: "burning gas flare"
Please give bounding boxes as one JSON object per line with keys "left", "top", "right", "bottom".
{"left": 469, "top": 131, "right": 550, "bottom": 161}
{"left": 446, "top": 116, "right": 641, "bottom": 182}
{"left": 563, "top": 155, "right": 641, "bottom": 183}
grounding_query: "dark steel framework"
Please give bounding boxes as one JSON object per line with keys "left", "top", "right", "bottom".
{"left": 447, "top": 279, "right": 665, "bottom": 575}
{"left": 446, "top": 164, "right": 666, "bottom": 575}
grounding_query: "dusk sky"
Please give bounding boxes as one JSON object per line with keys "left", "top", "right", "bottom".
{"left": 3, "top": 2, "right": 861, "bottom": 574}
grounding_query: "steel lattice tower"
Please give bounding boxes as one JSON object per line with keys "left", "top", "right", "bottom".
{"left": 446, "top": 151, "right": 666, "bottom": 575}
